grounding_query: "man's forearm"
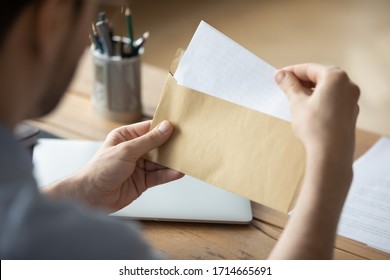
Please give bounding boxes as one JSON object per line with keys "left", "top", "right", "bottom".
{"left": 269, "top": 149, "right": 352, "bottom": 259}
{"left": 41, "top": 174, "right": 89, "bottom": 204}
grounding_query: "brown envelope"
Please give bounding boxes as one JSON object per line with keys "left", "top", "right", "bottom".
{"left": 147, "top": 50, "right": 305, "bottom": 213}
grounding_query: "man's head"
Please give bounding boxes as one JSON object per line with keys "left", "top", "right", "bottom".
{"left": 0, "top": 0, "right": 97, "bottom": 128}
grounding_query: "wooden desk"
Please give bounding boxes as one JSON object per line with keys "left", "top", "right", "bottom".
{"left": 28, "top": 51, "right": 390, "bottom": 260}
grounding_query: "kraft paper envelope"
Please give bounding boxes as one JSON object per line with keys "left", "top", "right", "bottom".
{"left": 148, "top": 20, "right": 306, "bottom": 213}
{"left": 146, "top": 50, "right": 306, "bottom": 214}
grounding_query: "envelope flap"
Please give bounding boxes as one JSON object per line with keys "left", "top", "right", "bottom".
{"left": 169, "top": 49, "right": 185, "bottom": 75}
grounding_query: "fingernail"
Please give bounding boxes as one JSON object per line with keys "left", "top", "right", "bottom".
{"left": 158, "top": 121, "right": 171, "bottom": 134}
{"left": 275, "top": 71, "right": 286, "bottom": 84}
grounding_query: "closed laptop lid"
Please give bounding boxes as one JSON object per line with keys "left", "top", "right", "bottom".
{"left": 113, "top": 175, "right": 252, "bottom": 224}
{"left": 33, "top": 139, "right": 252, "bottom": 224}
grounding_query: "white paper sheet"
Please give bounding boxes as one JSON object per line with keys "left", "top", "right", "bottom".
{"left": 338, "top": 137, "right": 390, "bottom": 253}
{"left": 174, "top": 21, "right": 291, "bottom": 122}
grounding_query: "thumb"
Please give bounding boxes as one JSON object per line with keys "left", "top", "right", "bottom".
{"left": 275, "top": 70, "right": 305, "bottom": 101}
{"left": 125, "top": 120, "right": 174, "bottom": 158}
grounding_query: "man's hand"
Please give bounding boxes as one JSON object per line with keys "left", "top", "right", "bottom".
{"left": 43, "top": 120, "right": 184, "bottom": 212}
{"left": 269, "top": 64, "right": 360, "bottom": 259}
{"left": 275, "top": 64, "right": 360, "bottom": 162}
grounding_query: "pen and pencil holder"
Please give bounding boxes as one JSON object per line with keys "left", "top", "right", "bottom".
{"left": 91, "top": 37, "right": 142, "bottom": 123}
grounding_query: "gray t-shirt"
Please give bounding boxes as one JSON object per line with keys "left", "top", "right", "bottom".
{"left": 0, "top": 125, "right": 157, "bottom": 259}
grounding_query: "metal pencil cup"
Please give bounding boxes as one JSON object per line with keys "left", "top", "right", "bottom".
{"left": 91, "top": 39, "right": 142, "bottom": 123}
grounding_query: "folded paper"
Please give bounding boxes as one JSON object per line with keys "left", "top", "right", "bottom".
{"left": 175, "top": 21, "right": 291, "bottom": 122}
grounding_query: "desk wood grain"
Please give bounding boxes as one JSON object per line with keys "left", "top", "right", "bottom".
{"left": 28, "top": 51, "right": 390, "bottom": 260}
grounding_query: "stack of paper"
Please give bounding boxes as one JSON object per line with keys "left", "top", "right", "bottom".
{"left": 338, "top": 137, "right": 390, "bottom": 253}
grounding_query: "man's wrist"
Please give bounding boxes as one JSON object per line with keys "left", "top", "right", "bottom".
{"left": 302, "top": 143, "right": 353, "bottom": 204}
{"left": 306, "top": 139, "right": 354, "bottom": 171}
{"left": 42, "top": 174, "right": 86, "bottom": 202}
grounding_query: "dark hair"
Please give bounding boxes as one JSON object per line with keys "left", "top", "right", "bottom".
{"left": 0, "top": 0, "right": 34, "bottom": 47}
{"left": 0, "top": 0, "right": 83, "bottom": 48}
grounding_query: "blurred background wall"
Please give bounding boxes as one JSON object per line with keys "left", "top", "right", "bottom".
{"left": 101, "top": 0, "right": 390, "bottom": 137}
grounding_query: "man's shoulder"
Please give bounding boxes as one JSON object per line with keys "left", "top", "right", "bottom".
{"left": 0, "top": 184, "right": 157, "bottom": 259}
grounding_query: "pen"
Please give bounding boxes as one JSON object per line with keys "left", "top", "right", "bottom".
{"left": 97, "top": 11, "right": 106, "bottom": 23}
{"left": 91, "top": 23, "right": 104, "bottom": 53}
{"left": 133, "top": 31, "right": 150, "bottom": 53}
{"left": 108, "top": 22, "right": 114, "bottom": 41}
{"left": 96, "top": 21, "right": 114, "bottom": 56}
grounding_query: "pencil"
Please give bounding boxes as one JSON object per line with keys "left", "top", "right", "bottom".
{"left": 125, "top": 7, "right": 134, "bottom": 47}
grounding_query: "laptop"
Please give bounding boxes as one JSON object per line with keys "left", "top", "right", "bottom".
{"left": 33, "top": 139, "right": 252, "bottom": 224}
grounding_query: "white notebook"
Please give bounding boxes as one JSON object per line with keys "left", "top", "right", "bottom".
{"left": 33, "top": 139, "right": 252, "bottom": 224}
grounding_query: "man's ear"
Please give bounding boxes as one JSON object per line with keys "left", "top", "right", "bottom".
{"left": 31, "top": 0, "right": 72, "bottom": 64}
